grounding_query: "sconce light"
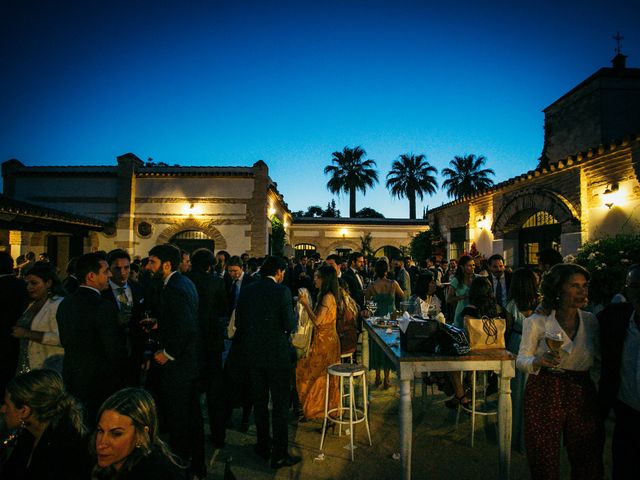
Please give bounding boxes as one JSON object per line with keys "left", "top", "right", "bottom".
{"left": 189, "top": 203, "right": 195, "bottom": 210}
{"left": 268, "top": 206, "right": 276, "bottom": 217}
{"left": 603, "top": 182, "right": 619, "bottom": 210}
{"left": 340, "top": 228, "right": 348, "bottom": 238}
{"left": 476, "top": 215, "right": 490, "bottom": 231}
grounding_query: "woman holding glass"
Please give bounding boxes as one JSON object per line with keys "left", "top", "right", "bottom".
{"left": 516, "top": 263, "right": 603, "bottom": 480}
{"left": 12, "top": 264, "right": 66, "bottom": 373}
{"left": 296, "top": 265, "right": 341, "bottom": 420}
{"left": 446, "top": 255, "right": 475, "bottom": 328}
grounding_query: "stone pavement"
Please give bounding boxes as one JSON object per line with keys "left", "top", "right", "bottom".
{"left": 202, "top": 371, "right": 614, "bottom": 479}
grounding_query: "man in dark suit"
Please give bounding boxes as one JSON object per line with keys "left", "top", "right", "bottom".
{"left": 57, "top": 252, "right": 128, "bottom": 424}
{"left": 186, "top": 248, "right": 228, "bottom": 448}
{"left": 598, "top": 265, "right": 640, "bottom": 480}
{"left": 145, "top": 243, "right": 205, "bottom": 478}
{"left": 292, "top": 255, "right": 312, "bottom": 292}
{"left": 102, "top": 249, "right": 146, "bottom": 386}
{"left": 226, "top": 255, "right": 256, "bottom": 315}
{"left": 0, "top": 252, "right": 29, "bottom": 395}
{"left": 343, "top": 252, "right": 365, "bottom": 309}
{"left": 62, "top": 256, "right": 80, "bottom": 294}
{"left": 488, "top": 254, "right": 511, "bottom": 311}
{"left": 234, "top": 256, "right": 300, "bottom": 469}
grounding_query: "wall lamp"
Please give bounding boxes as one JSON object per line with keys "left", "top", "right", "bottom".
{"left": 603, "top": 182, "right": 619, "bottom": 209}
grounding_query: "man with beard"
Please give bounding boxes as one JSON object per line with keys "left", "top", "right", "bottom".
{"left": 145, "top": 243, "right": 205, "bottom": 478}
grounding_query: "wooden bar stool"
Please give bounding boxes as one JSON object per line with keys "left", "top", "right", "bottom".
{"left": 340, "top": 352, "right": 354, "bottom": 364}
{"left": 320, "top": 363, "right": 372, "bottom": 460}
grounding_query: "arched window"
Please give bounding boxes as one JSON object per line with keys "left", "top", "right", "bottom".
{"left": 170, "top": 230, "right": 214, "bottom": 254}
{"left": 522, "top": 211, "right": 558, "bottom": 229}
{"left": 295, "top": 243, "right": 317, "bottom": 259}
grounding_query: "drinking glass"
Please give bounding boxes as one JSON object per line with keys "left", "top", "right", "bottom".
{"left": 544, "top": 330, "right": 564, "bottom": 373}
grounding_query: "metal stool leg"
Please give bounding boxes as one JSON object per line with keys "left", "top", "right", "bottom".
{"left": 349, "top": 374, "right": 355, "bottom": 461}
{"left": 338, "top": 375, "right": 344, "bottom": 437}
{"left": 471, "top": 370, "right": 477, "bottom": 447}
{"left": 320, "top": 371, "right": 330, "bottom": 450}
{"left": 363, "top": 372, "right": 372, "bottom": 446}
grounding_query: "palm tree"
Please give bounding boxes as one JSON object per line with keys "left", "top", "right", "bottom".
{"left": 385, "top": 154, "right": 438, "bottom": 219}
{"left": 441, "top": 154, "right": 495, "bottom": 199}
{"left": 324, "top": 146, "right": 379, "bottom": 217}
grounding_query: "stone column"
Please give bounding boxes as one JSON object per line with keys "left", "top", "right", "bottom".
{"left": 115, "top": 153, "right": 143, "bottom": 252}
{"left": 248, "top": 160, "right": 269, "bottom": 257}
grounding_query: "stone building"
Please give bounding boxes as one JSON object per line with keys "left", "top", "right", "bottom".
{"left": 2, "top": 153, "right": 291, "bottom": 266}
{"left": 428, "top": 54, "right": 640, "bottom": 266}
{"left": 289, "top": 217, "right": 430, "bottom": 259}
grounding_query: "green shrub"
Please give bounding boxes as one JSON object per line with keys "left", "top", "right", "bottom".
{"left": 574, "top": 234, "right": 640, "bottom": 305}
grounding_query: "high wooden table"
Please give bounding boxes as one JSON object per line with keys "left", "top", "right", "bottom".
{"left": 363, "top": 320, "right": 516, "bottom": 480}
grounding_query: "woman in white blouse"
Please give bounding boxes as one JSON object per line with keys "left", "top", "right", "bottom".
{"left": 517, "top": 263, "right": 603, "bottom": 480}
{"left": 409, "top": 271, "right": 444, "bottom": 321}
{"left": 12, "top": 263, "right": 65, "bottom": 373}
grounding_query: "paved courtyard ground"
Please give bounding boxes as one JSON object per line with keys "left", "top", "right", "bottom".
{"left": 203, "top": 371, "right": 614, "bottom": 480}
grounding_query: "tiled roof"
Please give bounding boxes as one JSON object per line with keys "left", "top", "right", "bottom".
{"left": 293, "top": 217, "right": 429, "bottom": 226}
{"left": 0, "top": 194, "right": 106, "bottom": 228}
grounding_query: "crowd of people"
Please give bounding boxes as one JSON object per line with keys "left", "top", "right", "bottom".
{"left": 0, "top": 243, "right": 638, "bottom": 480}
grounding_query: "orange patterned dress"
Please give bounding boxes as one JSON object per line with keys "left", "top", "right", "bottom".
{"left": 296, "top": 293, "right": 340, "bottom": 419}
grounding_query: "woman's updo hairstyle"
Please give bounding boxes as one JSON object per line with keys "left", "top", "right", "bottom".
{"left": 6, "top": 369, "right": 85, "bottom": 435}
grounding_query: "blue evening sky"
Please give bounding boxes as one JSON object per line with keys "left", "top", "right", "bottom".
{"left": 1, "top": 0, "right": 639, "bottom": 218}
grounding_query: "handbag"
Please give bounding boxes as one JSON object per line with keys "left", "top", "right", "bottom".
{"left": 464, "top": 315, "right": 507, "bottom": 350}
{"left": 399, "top": 317, "right": 470, "bottom": 355}
{"left": 292, "top": 288, "right": 314, "bottom": 359}
{"left": 400, "top": 319, "right": 440, "bottom": 353}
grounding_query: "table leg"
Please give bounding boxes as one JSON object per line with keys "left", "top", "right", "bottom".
{"left": 497, "top": 365, "right": 512, "bottom": 480}
{"left": 399, "top": 378, "right": 412, "bottom": 480}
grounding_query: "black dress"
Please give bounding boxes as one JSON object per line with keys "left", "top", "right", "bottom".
{"left": 105, "top": 449, "right": 187, "bottom": 480}
{"left": 0, "top": 417, "right": 91, "bottom": 480}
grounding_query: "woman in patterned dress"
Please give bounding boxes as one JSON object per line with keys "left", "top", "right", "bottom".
{"left": 296, "top": 265, "right": 341, "bottom": 420}
{"left": 517, "top": 263, "right": 603, "bottom": 480}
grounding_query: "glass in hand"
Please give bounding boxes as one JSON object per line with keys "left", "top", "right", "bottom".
{"left": 544, "top": 330, "right": 564, "bottom": 373}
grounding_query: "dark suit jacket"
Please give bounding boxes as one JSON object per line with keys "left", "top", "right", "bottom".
{"left": 155, "top": 272, "right": 200, "bottom": 387}
{"left": 57, "top": 287, "right": 128, "bottom": 417}
{"left": 62, "top": 275, "right": 79, "bottom": 294}
{"left": 0, "top": 274, "right": 29, "bottom": 393}
{"left": 490, "top": 272, "right": 512, "bottom": 305}
{"left": 2, "top": 416, "right": 91, "bottom": 480}
{"left": 101, "top": 281, "right": 146, "bottom": 384}
{"left": 597, "top": 302, "right": 635, "bottom": 416}
{"left": 227, "top": 273, "right": 256, "bottom": 314}
{"left": 234, "top": 277, "right": 296, "bottom": 369}
{"left": 343, "top": 268, "right": 365, "bottom": 309}
{"left": 186, "top": 269, "right": 228, "bottom": 360}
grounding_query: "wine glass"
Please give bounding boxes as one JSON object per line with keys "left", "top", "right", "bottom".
{"left": 367, "top": 300, "right": 378, "bottom": 317}
{"left": 544, "top": 330, "right": 564, "bottom": 373}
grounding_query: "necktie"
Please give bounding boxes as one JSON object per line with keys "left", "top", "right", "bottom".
{"left": 232, "top": 280, "right": 240, "bottom": 310}
{"left": 117, "top": 287, "right": 132, "bottom": 324}
{"left": 495, "top": 279, "right": 504, "bottom": 307}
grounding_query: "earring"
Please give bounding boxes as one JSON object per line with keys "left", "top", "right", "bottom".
{"left": 20, "top": 420, "right": 27, "bottom": 429}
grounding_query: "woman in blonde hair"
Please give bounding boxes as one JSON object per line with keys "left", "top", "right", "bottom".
{"left": 0, "top": 369, "right": 90, "bottom": 480}
{"left": 92, "top": 388, "right": 185, "bottom": 479}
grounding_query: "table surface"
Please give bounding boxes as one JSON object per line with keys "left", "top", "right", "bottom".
{"left": 364, "top": 319, "right": 515, "bottom": 364}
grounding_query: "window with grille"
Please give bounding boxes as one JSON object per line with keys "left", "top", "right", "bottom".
{"left": 172, "top": 230, "right": 211, "bottom": 240}
{"left": 522, "top": 212, "right": 558, "bottom": 229}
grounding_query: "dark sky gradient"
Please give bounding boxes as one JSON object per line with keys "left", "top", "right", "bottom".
{"left": 1, "top": 0, "right": 639, "bottom": 217}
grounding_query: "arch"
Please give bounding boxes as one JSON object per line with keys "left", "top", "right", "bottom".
{"left": 492, "top": 188, "right": 580, "bottom": 238}
{"left": 157, "top": 219, "right": 227, "bottom": 250}
{"left": 324, "top": 239, "right": 361, "bottom": 255}
{"left": 373, "top": 245, "right": 403, "bottom": 260}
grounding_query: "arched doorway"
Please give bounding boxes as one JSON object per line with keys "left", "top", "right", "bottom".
{"left": 170, "top": 230, "right": 215, "bottom": 254}
{"left": 374, "top": 245, "right": 402, "bottom": 260}
{"left": 295, "top": 243, "right": 317, "bottom": 259}
{"left": 518, "top": 211, "right": 561, "bottom": 266}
